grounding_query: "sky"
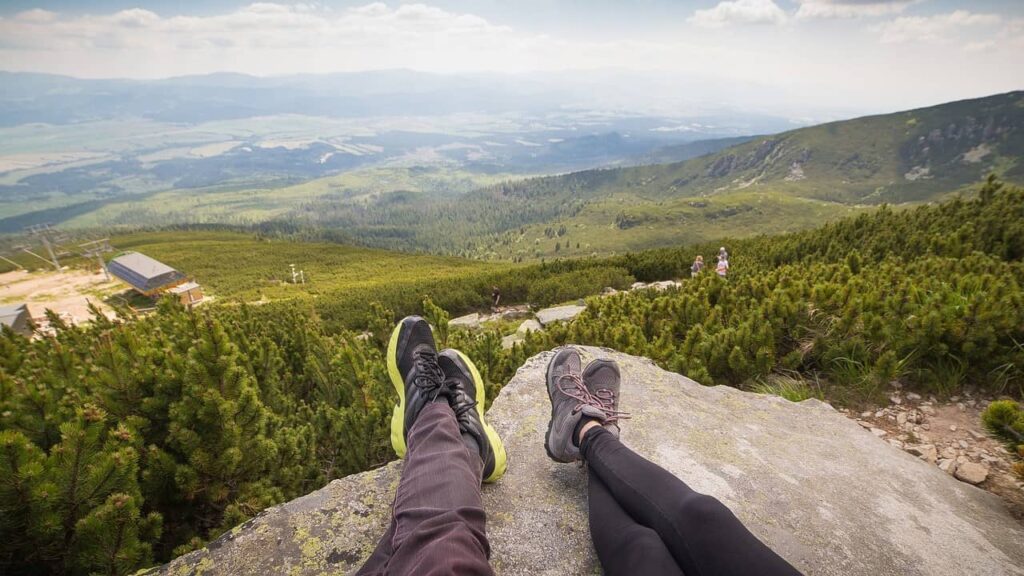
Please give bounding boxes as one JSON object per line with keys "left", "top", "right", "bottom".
{"left": 0, "top": 0, "right": 1021, "bottom": 113}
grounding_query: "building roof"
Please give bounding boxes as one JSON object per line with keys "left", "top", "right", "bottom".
{"left": 0, "top": 303, "right": 30, "bottom": 334}
{"left": 168, "top": 281, "right": 201, "bottom": 293}
{"left": 108, "top": 252, "right": 186, "bottom": 293}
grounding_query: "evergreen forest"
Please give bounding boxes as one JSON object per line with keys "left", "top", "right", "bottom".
{"left": 2, "top": 177, "right": 1024, "bottom": 575}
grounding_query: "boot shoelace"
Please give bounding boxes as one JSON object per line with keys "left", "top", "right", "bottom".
{"left": 557, "top": 371, "right": 630, "bottom": 425}
{"left": 412, "top": 349, "right": 447, "bottom": 401}
{"left": 448, "top": 382, "right": 479, "bottom": 419}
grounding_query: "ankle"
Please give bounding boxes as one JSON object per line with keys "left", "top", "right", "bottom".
{"left": 574, "top": 419, "right": 602, "bottom": 446}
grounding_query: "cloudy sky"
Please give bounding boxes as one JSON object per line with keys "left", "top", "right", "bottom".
{"left": 0, "top": 1, "right": 1021, "bottom": 112}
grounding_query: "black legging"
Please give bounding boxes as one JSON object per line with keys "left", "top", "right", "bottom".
{"left": 581, "top": 427, "right": 802, "bottom": 576}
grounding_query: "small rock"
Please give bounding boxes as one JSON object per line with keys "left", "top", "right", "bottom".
{"left": 905, "top": 444, "right": 938, "bottom": 463}
{"left": 950, "top": 396, "right": 961, "bottom": 402}
{"left": 921, "top": 424, "right": 930, "bottom": 431}
{"left": 896, "top": 413, "right": 908, "bottom": 426}
{"left": 875, "top": 410, "right": 885, "bottom": 418}
{"left": 601, "top": 286, "right": 618, "bottom": 296}
{"left": 890, "top": 396, "right": 902, "bottom": 405}
{"left": 500, "top": 333, "right": 525, "bottom": 350}
{"left": 870, "top": 428, "right": 887, "bottom": 438}
{"left": 450, "top": 313, "right": 482, "bottom": 329}
{"left": 856, "top": 420, "right": 872, "bottom": 429}
{"left": 940, "top": 447, "right": 957, "bottom": 460}
{"left": 966, "top": 399, "right": 976, "bottom": 408}
{"left": 630, "top": 282, "right": 647, "bottom": 290}
{"left": 890, "top": 381, "right": 903, "bottom": 390}
{"left": 959, "top": 440, "right": 969, "bottom": 449}
{"left": 954, "top": 462, "right": 989, "bottom": 485}
{"left": 860, "top": 411, "right": 873, "bottom": 418}
{"left": 516, "top": 319, "right": 543, "bottom": 335}
{"left": 957, "top": 403, "right": 965, "bottom": 412}
{"left": 949, "top": 425, "right": 958, "bottom": 432}
{"left": 906, "top": 392, "right": 922, "bottom": 401}
{"left": 920, "top": 405, "right": 936, "bottom": 416}
{"left": 938, "top": 459, "right": 957, "bottom": 475}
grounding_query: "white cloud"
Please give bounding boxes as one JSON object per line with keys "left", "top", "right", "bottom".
{"left": 687, "top": 0, "right": 787, "bottom": 29}
{"left": 795, "top": 0, "right": 916, "bottom": 20}
{"left": 872, "top": 10, "right": 1001, "bottom": 44}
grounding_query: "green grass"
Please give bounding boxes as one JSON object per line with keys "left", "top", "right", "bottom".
{"left": 109, "top": 231, "right": 505, "bottom": 302}
{"left": 481, "top": 190, "right": 873, "bottom": 260}
{"left": 56, "top": 167, "right": 527, "bottom": 229}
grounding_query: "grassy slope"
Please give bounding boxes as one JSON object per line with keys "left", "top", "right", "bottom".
{"left": 110, "top": 231, "right": 502, "bottom": 302}
{"left": 462, "top": 91, "right": 1024, "bottom": 259}
{"left": 56, "top": 167, "right": 526, "bottom": 229}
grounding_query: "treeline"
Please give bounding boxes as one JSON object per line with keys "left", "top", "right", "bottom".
{"left": 2, "top": 178, "right": 1023, "bottom": 574}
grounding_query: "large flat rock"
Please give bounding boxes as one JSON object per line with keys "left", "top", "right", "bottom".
{"left": 153, "top": 348, "right": 1024, "bottom": 576}
{"left": 535, "top": 305, "right": 585, "bottom": 326}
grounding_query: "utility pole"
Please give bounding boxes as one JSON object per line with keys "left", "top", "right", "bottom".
{"left": 79, "top": 238, "right": 112, "bottom": 281}
{"left": 25, "top": 224, "right": 61, "bottom": 270}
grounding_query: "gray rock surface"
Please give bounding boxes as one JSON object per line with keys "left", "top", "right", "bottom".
{"left": 516, "top": 319, "right": 542, "bottom": 335}
{"left": 501, "top": 333, "right": 524, "bottom": 350}
{"left": 450, "top": 312, "right": 481, "bottom": 329}
{"left": 535, "top": 304, "right": 586, "bottom": 326}
{"left": 152, "top": 348, "right": 1024, "bottom": 576}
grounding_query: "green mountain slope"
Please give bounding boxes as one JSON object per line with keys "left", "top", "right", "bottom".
{"left": 289, "top": 91, "right": 1023, "bottom": 259}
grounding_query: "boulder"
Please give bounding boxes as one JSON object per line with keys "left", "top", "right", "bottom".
{"left": 151, "top": 348, "right": 1024, "bottom": 576}
{"left": 954, "top": 462, "right": 990, "bottom": 485}
{"left": 534, "top": 304, "right": 586, "bottom": 326}
{"left": 516, "top": 319, "right": 542, "bottom": 335}
{"left": 450, "top": 313, "right": 481, "bottom": 329}
{"left": 649, "top": 280, "right": 682, "bottom": 291}
{"left": 500, "top": 333, "right": 524, "bottom": 350}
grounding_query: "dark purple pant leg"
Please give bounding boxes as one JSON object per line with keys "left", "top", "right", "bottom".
{"left": 356, "top": 401, "right": 493, "bottom": 576}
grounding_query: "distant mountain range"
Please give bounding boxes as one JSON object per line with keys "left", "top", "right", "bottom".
{"left": 282, "top": 91, "right": 1023, "bottom": 258}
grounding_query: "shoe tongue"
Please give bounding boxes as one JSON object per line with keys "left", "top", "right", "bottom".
{"left": 579, "top": 404, "right": 605, "bottom": 421}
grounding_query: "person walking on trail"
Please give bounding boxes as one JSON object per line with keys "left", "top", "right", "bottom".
{"left": 491, "top": 286, "right": 501, "bottom": 309}
{"left": 357, "top": 316, "right": 801, "bottom": 576}
{"left": 716, "top": 255, "right": 729, "bottom": 278}
{"left": 691, "top": 255, "right": 705, "bottom": 277}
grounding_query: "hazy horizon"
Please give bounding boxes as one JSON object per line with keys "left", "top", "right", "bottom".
{"left": 1, "top": 1, "right": 1022, "bottom": 116}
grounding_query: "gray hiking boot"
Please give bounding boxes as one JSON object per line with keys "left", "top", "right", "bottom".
{"left": 582, "top": 358, "right": 624, "bottom": 438}
{"left": 544, "top": 348, "right": 628, "bottom": 462}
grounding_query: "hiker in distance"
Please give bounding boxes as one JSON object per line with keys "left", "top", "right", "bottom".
{"left": 358, "top": 316, "right": 800, "bottom": 575}
{"left": 691, "top": 254, "right": 705, "bottom": 277}
{"left": 716, "top": 254, "right": 730, "bottom": 278}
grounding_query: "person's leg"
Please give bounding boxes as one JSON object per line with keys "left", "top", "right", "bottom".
{"left": 588, "top": 471, "right": 682, "bottom": 576}
{"left": 581, "top": 426, "right": 801, "bottom": 576}
{"left": 358, "top": 401, "right": 493, "bottom": 576}
{"left": 353, "top": 518, "right": 396, "bottom": 576}
{"left": 357, "top": 315, "right": 493, "bottom": 576}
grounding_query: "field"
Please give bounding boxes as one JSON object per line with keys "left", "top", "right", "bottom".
{"left": 108, "top": 231, "right": 505, "bottom": 303}
{"left": 55, "top": 167, "right": 527, "bottom": 229}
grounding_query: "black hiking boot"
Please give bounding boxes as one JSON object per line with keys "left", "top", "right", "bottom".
{"left": 387, "top": 316, "right": 448, "bottom": 458}
{"left": 439, "top": 349, "right": 508, "bottom": 483}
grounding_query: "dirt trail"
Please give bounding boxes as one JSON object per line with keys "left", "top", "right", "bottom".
{"left": 0, "top": 268, "right": 123, "bottom": 324}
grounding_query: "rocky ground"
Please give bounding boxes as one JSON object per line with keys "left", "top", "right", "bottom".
{"left": 840, "top": 384, "right": 1024, "bottom": 521}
